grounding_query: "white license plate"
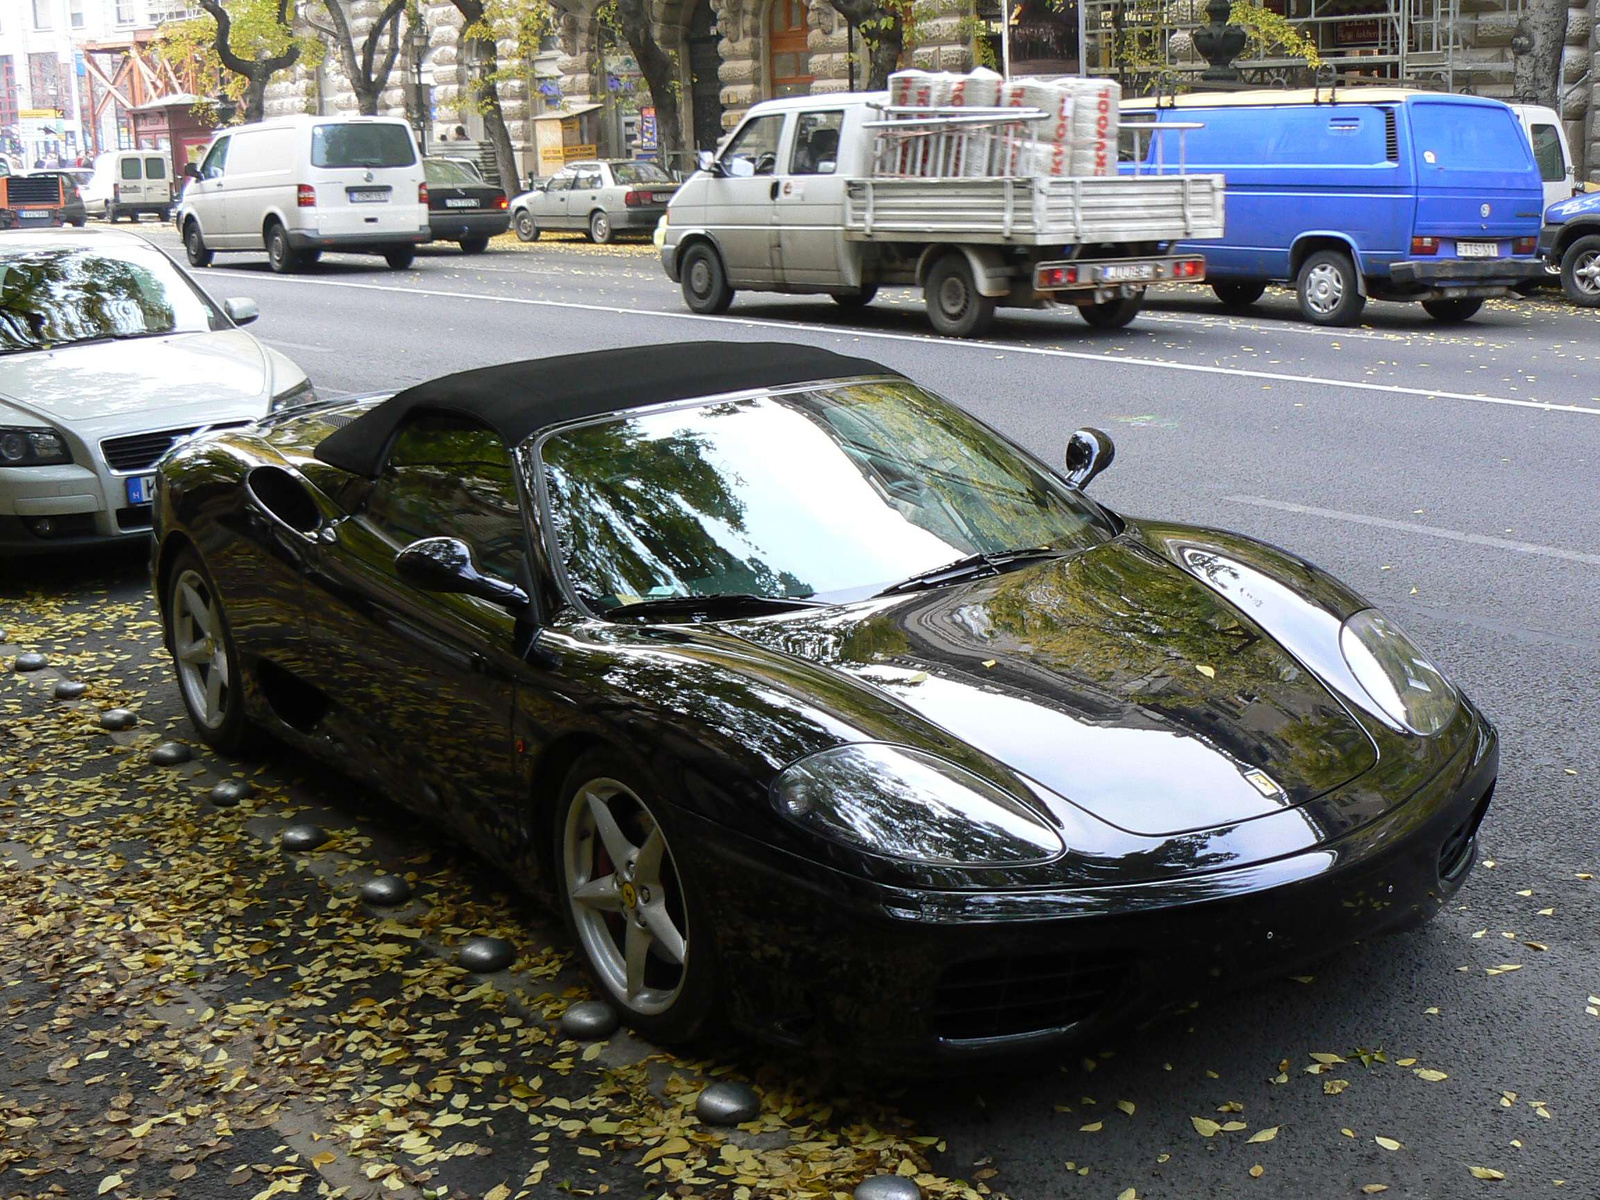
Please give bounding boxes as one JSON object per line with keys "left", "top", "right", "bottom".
{"left": 349, "top": 188, "right": 390, "bottom": 204}
{"left": 652, "top": 192, "right": 674, "bottom": 203}
{"left": 1100, "top": 263, "right": 1156, "bottom": 282}
{"left": 1458, "top": 240, "right": 1500, "bottom": 258}
{"left": 18, "top": 209, "right": 53, "bottom": 222}
{"left": 445, "top": 198, "right": 476, "bottom": 208}
{"left": 126, "top": 475, "right": 156, "bottom": 505}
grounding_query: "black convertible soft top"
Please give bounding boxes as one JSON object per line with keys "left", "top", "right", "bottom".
{"left": 314, "top": 341, "right": 895, "bottom": 478}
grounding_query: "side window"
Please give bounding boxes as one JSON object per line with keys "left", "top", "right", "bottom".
{"left": 200, "top": 138, "right": 229, "bottom": 181}
{"left": 789, "top": 111, "right": 843, "bottom": 175}
{"left": 722, "top": 114, "right": 785, "bottom": 177}
{"left": 1530, "top": 124, "right": 1565, "bottom": 182}
{"left": 552, "top": 171, "right": 576, "bottom": 191}
{"left": 574, "top": 169, "right": 601, "bottom": 189}
{"left": 362, "top": 417, "right": 525, "bottom": 582}
{"left": 145, "top": 157, "right": 166, "bottom": 181}
{"left": 120, "top": 157, "right": 141, "bottom": 181}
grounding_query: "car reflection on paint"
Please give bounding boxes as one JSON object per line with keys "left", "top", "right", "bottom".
{"left": 150, "top": 341, "right": 1496, "bottom": 1062}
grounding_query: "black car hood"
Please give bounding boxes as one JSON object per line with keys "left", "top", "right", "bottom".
{"left": 727, "top": 540, "right": 1377, "bottom": 837}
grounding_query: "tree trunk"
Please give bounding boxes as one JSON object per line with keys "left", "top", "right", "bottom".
{"left": 242, "top": 70, "right": 272, "bottom": 123}
{"left": 319, "top": 0, "right": 407, "bottom": 116}
{"left": 614, "top": 0, "right": 684, "bottom": 158}
{"left": 448, "top": 0, "right": 520, "bottom": 188}
{"left": 823, "top": 0, "right": 905, "bottom": 90}
{"left": 1514, "top": 0, "right": 1568, "bottom": 107}
{"left": 196, "top": 0, "right": 300, "bottom": 122}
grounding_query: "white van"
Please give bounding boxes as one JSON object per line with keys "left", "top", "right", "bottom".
{"left": 177, "top": 116, "right": 429, "bottom": 272}
{"left": 83, "top": 150, "right": 173, "bottom": 221}
{"left": 1508, "top": 104, "right": 1576, "bottom": 211}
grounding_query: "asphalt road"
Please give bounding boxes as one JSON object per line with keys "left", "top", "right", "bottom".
{"left": 6, "top": 225, "right": 1600, "bottom": 1199}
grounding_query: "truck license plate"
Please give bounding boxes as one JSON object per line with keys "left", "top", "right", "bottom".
{"left": 349, "top": 188, "right": 390, "bottom": 204}
{"left": 126, "top": 475, "right": 156, "bottom": 505}
{"left": 1100, "top": 263, "right": 1156, "bottom": 282}
{"left": 445, "top": 198, "right": 476, "bottom": 208}
{"left": 1458, "top": 241, "right": 1499, "bottom": 258}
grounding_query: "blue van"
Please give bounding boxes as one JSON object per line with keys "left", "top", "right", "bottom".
{"left": 1124, "top": 89, "right": 1547, "bottom": 325}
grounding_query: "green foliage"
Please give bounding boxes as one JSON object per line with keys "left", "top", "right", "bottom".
{"left": 1096, "top": 0, "right": 1320, "bottom": 91}
{"left": 456, "top": 0, "right": 558, "bottom": 119}
{"left": 154, "top": 0, "right": 324, "bottom": 113}
{"left": 1229, "top": 0, "right": 1320, "bottom": 67}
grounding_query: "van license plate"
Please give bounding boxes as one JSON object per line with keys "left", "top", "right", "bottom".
{"left": 1100, "top": 263, "right": 1156, "bottom": 282}
{"left": 348, "top": 188, "right": 390, "bottom": 204}
{"left": 126, "top": 475, "right": 156, "bottom": 505}
{"left": 1458, "top": 241, "right": 1499, "bottom": 258}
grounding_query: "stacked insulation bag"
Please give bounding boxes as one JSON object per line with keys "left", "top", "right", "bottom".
{"left": 882, "top": 69, "right": 1120, "bottom": 179}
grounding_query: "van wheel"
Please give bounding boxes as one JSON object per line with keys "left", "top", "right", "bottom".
{"left": 384, "top": 248, "right": 416, "bottom": 270}
{"left": 1213, "top": 281, "right": 1266, "bottom": 309}
{"left": 1296, "top": 250, "right": 1366, "bottom": 326}
{"left": 159, "top": 207, "right": 172, "bottom": 222}
{"left": 1080, "top": 293, "right": 1144, "bottom": 330}
{"left": 105, "top": 204, "right": 118, "bottom": 224}
{"left": 833, "top": 286, "right": 878, "bottom": 308}
{"left": 1559, "top": 235, "right": 1600, "bottom": 307}
{"left": 680, "top": 243, "right": 734, "bottom": 314}
{"left": 266, "top": 223, "right": 304, "bottom": 274}
{"left": 459, "top": 237, "right": 489, "bottom": 254}
{"left": 926, "top": 253, "right": 996, "bottom": 338}
{"left": 588, "top": 210, "right": 614, "bottom": 244}
{"left": 514, "top": 209, "right": 540, "bottom": 241}
{"left": 1421, "top": 297, "right": 1483, "bottom": 323}
{"left": 184, "top": 221, "right": 213, "bottom": 268}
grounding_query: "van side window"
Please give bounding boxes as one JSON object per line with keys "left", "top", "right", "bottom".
{"left": 199, "top": 138, "right": 229, "bottom": 181}
{"left": 1530, "top": 125, "right": 1565, "bottom": 182}
{"left": 790, "top": 111, "right": 844, "bottom": 176}
{"left": 120, "top": 158, "right": 141, "bottom": 181}
{"left": 722, "top": 114, "right": 785, "bottom": 177}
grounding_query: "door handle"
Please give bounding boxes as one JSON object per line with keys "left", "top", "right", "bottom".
{"left": 770, "top": 181, "right": 780, "bottom": 201}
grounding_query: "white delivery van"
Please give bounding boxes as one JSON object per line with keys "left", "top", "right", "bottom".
{"left": 1509, "top": 104, "right": 1576, "bottom": 211}
{"left": 177, "top": 116, "right": 429, "bottom": 273}
{"left": 83, "top": 150, "right": 173, "bottom": 221}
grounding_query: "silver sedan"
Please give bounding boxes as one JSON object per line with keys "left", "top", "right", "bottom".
{"left": 510, "top": 160, "right": 679, "bottom": 245}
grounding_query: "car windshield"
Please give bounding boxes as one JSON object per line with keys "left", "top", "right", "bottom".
{"left": 426, "top": 158, "right": 484, "bottom": 186}
{"left": 610, "top": 162, "right": 672, "bottom": 185}
{"left": 312, "top": 123, "right": 417, "bottom": 169}
{"left": 0, "top": 243, "right": 220, "bottom": 355}
{"left": 538, "top": 379, "right": 1115, "bottom": 612}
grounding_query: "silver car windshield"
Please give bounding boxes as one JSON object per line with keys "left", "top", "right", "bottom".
{"left": 538, "top": 379, "right": 1114, "bottom": 611}
{"left": 0, "top": 244, "right": 220, "bottom": 355}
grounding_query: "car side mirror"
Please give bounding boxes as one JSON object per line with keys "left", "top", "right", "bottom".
{"left": 222, "top": 297, "right": 259, "bottom": 326}
{"left": 395, "top": 536, "right": 529, "bottom": 610}
{"left": 183, "top": 163, "right": 201, "bottom": 181}
{"left": 728, "top": 157, "right": 756, "bottom": 178}
{"left": 696, "top": 150, "right": 722, "bottom": 176}
{"left": 1063, "top": 427, "right": 1115, "bottom": 490}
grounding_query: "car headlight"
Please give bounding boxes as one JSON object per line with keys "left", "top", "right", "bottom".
{"left": 0, "top": 426, "right": 70, "bottom": 467}
{"left": 269, "top": 379, "right": 318, "bottom": 414}
{"left": 771, "top": 743, "right": 1064, "bottom": 866}
{"left": 1339, "top": 609, "right": 1459, "bottom": 735}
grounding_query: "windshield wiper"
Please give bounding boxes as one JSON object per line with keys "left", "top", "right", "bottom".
{"left": 51, "top": 330, "right": 177, "bottom": 350}
{"left": 876, "top": 546, "right": 1062, "bottom": 596}
{"left": 603, "top": 593, "right": 827, "bottom": 621}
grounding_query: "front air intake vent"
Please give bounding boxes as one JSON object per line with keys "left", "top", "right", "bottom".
{"left": 100, "top": 427, "right": 198, "bottom": 473}
{"left": 932, "top": 951, "right": 1129, "bottom": 1042}
{"left": 1384, "top": 110, "right": 1399, "bottom": 162}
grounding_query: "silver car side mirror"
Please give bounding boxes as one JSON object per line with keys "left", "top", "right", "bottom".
{"left": 223, "top": 297, "right": 259, "bottom": 326}
{"left": 727, "top": 157, "right": 755, "bottom": 179}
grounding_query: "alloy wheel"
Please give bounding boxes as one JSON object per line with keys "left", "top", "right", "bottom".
{"left": 171, "top": 568, "right": 231, "bottom": 731}
{"left": 1573, "top": 249, "right": 1600, "bottom": 296}
{"left": 563, "top": 778, "right": 689, "bottom": 1016}
{"left": 1303, "top": 262, "right": 1343, "bottom": 315}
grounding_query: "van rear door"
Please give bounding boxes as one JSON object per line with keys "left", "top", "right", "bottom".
{"left": 306, "top": 121, "right": 425, "bottom": 241}
{"left": 1408, "top": 99, "right": 1542, "bottom": 253}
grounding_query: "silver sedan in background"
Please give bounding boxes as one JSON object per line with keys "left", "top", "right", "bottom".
{"left": 510, "top": 159, "right": 679, "bottom": 245}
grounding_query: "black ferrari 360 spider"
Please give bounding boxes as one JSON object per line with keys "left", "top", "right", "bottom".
{"left": 152, "top": 342, "right": 1496, "bottom": 1059}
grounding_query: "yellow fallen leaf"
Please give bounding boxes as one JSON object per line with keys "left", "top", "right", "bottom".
{"left": 1375, "top": 1136, "right": 1403, "bottom": 1151}
{"left": 1523, "top": 942, "right": 1548, "bottom": 952}
{"left": 1414, "top": 1069, "right": 1449, "bottom": 1082}
{"left": 1467, "top": 1167, "right": 1506, "bottom": 1181}
{"left": 1080, "top": 1121, "right": 1103, "bottom": 1132}
{"left": 1117, "top": 1100, "right": 1136, "bottom": 1116}
{"left": 1246, "top": 1126, "right": 1279, "bottom": 1143}
{"left": 1424, "top": 1007, "right": 1440, "bottom": 1014}
{"left": 1118, "top": 1190, "right": 1137, "bottom": 1200}
{"left": 982, "top": 659, "right": 996, "bottom": 668}
{"left": 1310, "top": 1052, "right": 1345, "bottom": 1064}
{"left": 1341, "top": 1128, "right": 1355, "bottom": 1138}
{"left": 1324, "top": 1079, "right": 1350, "bottom": 1095}
{"left": 1195, "top": 664, "right": 1216, "bottom": 678}
{"left": 1249, "top": 1164, "right": 1264, "bottom": 1178}
{"left": 907, "top": 671, "right": 929, "bottom": 683}
{"left": 98, "top": 1176, "right": 123, "bottom": 1196}
{"left": 1156, "top": 1153, "right": 1170, "bottom": 1163}
{"left": 1221, "top": 1121, "right": 1248, "bottom": 1132}
{"left": 1361, "top": 1187, "right": 1389, "bottom": 1195}
{"left": 1191, "top": 1117, "right": 1222, "bottom": 1137}
{"left": 484, "top": 1186, "right": 511, "bottom": 1200}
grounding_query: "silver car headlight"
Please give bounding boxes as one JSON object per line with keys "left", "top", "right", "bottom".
{"left": 269, "top": 379, "right": 318, "bottom": 414}
{"left": 0, "top": 426, "right": 70, "bottom": 467}
{"left": 771, "top": 743, "right": 1064, "bottom": 866}
{"left": 1339, "top": 609, "right": 1459, "bottom": 735}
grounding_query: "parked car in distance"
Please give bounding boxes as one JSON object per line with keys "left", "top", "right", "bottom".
{"left": 177, "top": 115, "right": 429, "bottom": 273}
{"left": 1538, "top": 190, "right": 1600, "bottom": 305}
{"left": 24, "top": 170, "right": 87, "bottom": 226}
{"left": 423, "top": 156, "right": 508, "bottom": 253}
{"left": 83, "top": 150, "right": 174, "bottom": 222}
{"left": 1126, "top": 89, "right": 1547, "bottom": 325}
{"left": 511, "top": 159, "right": 679, "bottom": 244}
{"left": 0, "top": 229, "right": 315, "bottom": 553}
{"left": 0, "top": 173, "right": 69, "bottom": 229}
{"left": 151, "top": 340, "right": 1496, "bottom": 1059}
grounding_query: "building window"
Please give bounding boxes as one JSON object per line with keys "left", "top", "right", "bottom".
{"left": 768, "top": 0, "right": 812, "bottom": 99}
{"left": 69, "top": 0, "right": 85, "bottom": 29}
{"left": 33, "top": 0, "right": 53, "bottom": 30}
{"left": 116, "top": 0, "right": 137, "bottom": 24}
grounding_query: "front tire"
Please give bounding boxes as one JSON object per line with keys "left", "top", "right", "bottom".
{"left": 556, "top": 751, "right": 715, "bottom": 1043}
{"left": 1213, "top": 280, "right": 1266, "bottom": 308}
{"left": 680, "top": 242, "right": 734, "bottom": 314}
{"left": 1421, "top": 297, "right": 1483, "bottom": 323}
{"left": 459, "top": 236, "right": 489, "bottom": 254}
{"left": 184, "top": 221, "right": 213, "bottom": 268}
{"left": 514, "top": 209, "right": 540, "bottom": 241}
{"left": 165, "top": 548, "right": 260, "bottom": 755}
{"left": 1079, "top": 292, "right": 1144, "bottom": 330}
{"left": 384, "top": 247, "right": 416, "bottom": 270}
{"left": 588, "top": 210, "right": 614, "bottom": 244}
{"left": 926, "top": 252, "right": 996, "bottom": 337}
{"left": 1296, "top": 249, "right": 1366, "bottom": 326}
{"left": 1559, "top": 235, "right": 1600, "bottom": 307}
{"left": 105, "top": 204, "right": 118, "bottom": 224}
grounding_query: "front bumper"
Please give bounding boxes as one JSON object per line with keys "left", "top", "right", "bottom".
{"left": 1388, "top": 257, "right": 1547, "bottom": 288}
{"left": 0, "top": 461, "right": 152, "bottom": 552}
{"left": 427, "top": 210, "right": 511, "bottom": 241}
{"left": 686, "top": 717, "right": 1497, "bottom": 1062}
{"left": 285, "top": 227, "right": 430, "bottom": 252}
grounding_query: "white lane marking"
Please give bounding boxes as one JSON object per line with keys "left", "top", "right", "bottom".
{"left": 194, "top": 270, "right": 1600, "bottom": 418}
{"left": 1228, "top": 495, "right": 1600, "bottom": 567}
